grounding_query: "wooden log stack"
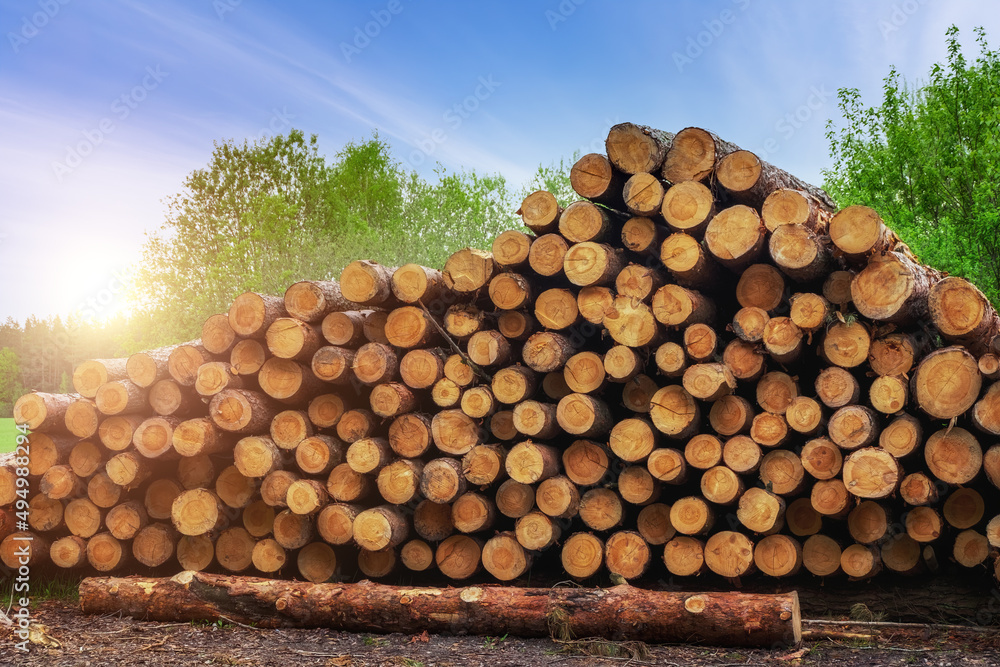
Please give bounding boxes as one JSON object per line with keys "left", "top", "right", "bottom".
{"left": 7, "top": 122, "right": 1000, "bottom": 597}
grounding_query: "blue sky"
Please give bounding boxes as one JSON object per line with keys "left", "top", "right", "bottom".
{"left": 1, "top": 0, "right": 996, "bottom": 323}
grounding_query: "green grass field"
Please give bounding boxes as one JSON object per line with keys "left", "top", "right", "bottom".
{"left": 0, "top": 418, "right": 21, "bottom": 453}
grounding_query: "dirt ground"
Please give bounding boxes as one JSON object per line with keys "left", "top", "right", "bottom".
{"left": 3, "top": 600, "right": 1000, "bottom": 667}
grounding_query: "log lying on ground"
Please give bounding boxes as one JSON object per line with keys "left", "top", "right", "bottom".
{"left": 80, "top": 572, "right": 801, "bottom": 647}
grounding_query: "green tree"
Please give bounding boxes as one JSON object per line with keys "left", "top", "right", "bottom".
{"left": 524, "top": 154, "right": 578, "bottom": 208}
{"left": 0, "top": 347, "right": 23, "bottom": 417}
{"left": 824, "top": 26, "right": 1000, "bottom": 304}
{"left": 125, "top": 131, "right": 521, "bottom": 351}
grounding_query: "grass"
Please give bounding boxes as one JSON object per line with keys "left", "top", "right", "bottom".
{"left": 0, "top": 418, "right": 22, "bottom": 454}
{"left": 1, "top": 572, "right": 82, "bottom": 608}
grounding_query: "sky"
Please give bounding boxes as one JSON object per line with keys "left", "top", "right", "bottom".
{"left": 0, "top": 0, "right": 996, "bottom": 324}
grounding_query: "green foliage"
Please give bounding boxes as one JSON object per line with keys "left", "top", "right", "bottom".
{"left": 524, "top": 153, "right": 579, "bottom": 208}
{"left": 0, "top": 418, "right": 19, "bottom": 453}
{"left": 0, "top": 348, "right": 23, "bottom": 417}
{"left": 824, "top": 26, "right": 1000, "bottom": 305}
{"left": 125, "top": 131, "right": 521, "bottom": 351}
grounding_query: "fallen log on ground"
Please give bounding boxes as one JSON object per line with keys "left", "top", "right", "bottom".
{"left": 79, "top": 571, "right": 801, "bottom": 647}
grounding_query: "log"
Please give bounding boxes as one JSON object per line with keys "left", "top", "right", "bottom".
{"left": 821, "top": 320, "right": 871, "bottom": 368}
{"left": 563, "top": 242, "right": 624, "bottom": 286}
{"left": 905, "top": 506, "right": 942, "bottom": 543}
{"left": 202, "top": 314, "right": 237, "bottom": 355}
{"left": 308, "top": 394, "right": 347, "bottom": 430}
{"left": 284, "top": 280, "right": 352, "bottom": 323}
{"left": 704, "top": 530, "right": 756, "bottom": 578}
{"left": 133, "top": 416, "right": 181, "bottom": 460}
{"left": 661, "top": 180, "right": 715, "bottom": 237}
{"left": 828, "top": 205, "right": 894, "bottom": 263}
{"left": 802, "top": 534, "right": 842, "bottom": 577}
{"left": 391, "top": 264, "right": 448, "bottom": 305}
{"left": 869, "top": 333, "right": 923, "bottom": 377}
{"left": 827, "top": 405, "right": 879, "bottom": 451}
{"left": 523, "top": 331, "right": 577, "bottom": 373}
{"left": 491, "top": 230, "right": 534, "bottom": 270}
{"left": 899, "top": 472, "right": 939, "bottom": 507}
{"left": 210, "top": 389, "right": 279, "bottom": 436}
{"left": 64, "top": 397, "right": 100, "bottom": 438}
{"left": 340, "top": 260, "right": 397, "bottom": 307}
{"left": 230, "top": 339, "right": 267, "bottom": 376}
{"left": 528, "top": 233, "right": 569, "bottom": 277}
{"left": 732, "top": 306, "right": 769, "bottom": 343}
{"left": 68, "top": 440, "right": 105, "bottom": 478}
{"left": 736, "top": 264, "right": 785, "bottom": 312}
{"left": 562, "top": 439, "right": 611, "bottom": 486}
{"left": 570, "top": 153, "right": 627, "bottom": 207}
{"left": 518, "top": 190, "right": 561, "bottom": 234}
{"left": 97, "top": 414, "right": 144, "bottom": 451}
{"left": 662, "top": 127, "right": 740, "bottom": 183}
{"left": 823, "top": 270, "right": 854, "bottom": 307}
{"left": 664, "top": 536, "right": 706, "bottom": 577}
{"left": 814, "top": 367, "right": 860, "bottom": 408}
{"left": 788, "top": 293, "right": 830, "bottom": 335}
{"left": 385, "top": 306, "right": 441, "bottom": 349}
{"left": 655, "top": 341, "right": 687, "bottom": 377}
{"left": 623, "top": 173, "right": 665, "bottom": 217}
{"left": 73, "top": 358, "right": 129, "bottom": 399}
{"left": 228, "top": 292, "right": 287, "bottom": 338}
{"left": 649, "top": 385, "right": 699, "bottom": 439}
{"left": 843, "top": 448, "right": 901, "bottom": 499}
{"left": 700, "top": 466, "right": 744, "bottom": 505}
{"left": 506, "top": 441, "right": 560, "bottom": 485}
{"left": 652, "top": 285, "right": 716, "bottom": 327}
{"left": 660, "top": 232, "right": 721, "bottom": 288}
{"left": 605, "top": 530, "right": 652, "bottom": 580}
{"left": 768, "top": 224, "right": 832, "bottom": 282}
{"left": 754, "top": 534, "right": 803, "bottom": 578}
{"left": 670, "top": 496, "right": 714, "bottom": 536}
{"left": 758, "top": 450, "right": 806, "bottom": 496}
{"left": 13, "top": 391, "right": 75, "bottom": 432}
{"left": 924, "top": 427, "right": 982, "bottom": 485}
{"left": 321, "top": 310, "right": 369, "bottom": 347}
{"left": 704, "top": 205, "right": 766, "bottom": 273}
{"left": 911, "top": 346, "right": 982, "bottom": 420}
{"left": 749, "top": 412, "right": 789, "bottom": 448}
{"left": 716, "top": 150, "right": 835, "bottom": 209}
{"left": 761, "top": 188, "right": 832, "bottom": 232}
{"left": 467, "top": 330, "right": 511, "bottom": 367}
{"left": 606, "top": 122, "right": 674, "bottom": 174}
{"left": 77, "top": 572, "right": 803, "bottom": 645}
{"left": 535, "top": 287, "right": 581, "bottom": 330}
{"left": 852, "top": 251, "right": 940, "bottom": 325}
{"left": 258, "top": 358, "right": 326, "bottom": 404}
{"left": 800, "top": 437, "right": 842, "bottom": 481}
{"left": 87, "top": 533, "right": 128, "bottom": 572}
{"left": 621, "top": 216, "right": 665, "bottom": 256}
{"left": 443, "top": 248, "right": 495, "bottom": 294}
{"left": 943, "top": 488, "right": 985, "bottom": 529}
{"left": 616, "top": 263, "right": 666, "bottom": 301}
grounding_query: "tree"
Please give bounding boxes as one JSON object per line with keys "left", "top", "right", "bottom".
{"left": 824, "top": 26, "right": 1000, "bottom": 305}
{"left": 125, "top": 131, "right": 522, "bottom": 351}
{"left": 0, "top": 348, "right": 23, "bottom": 418}
{"left": 524, "top": 154, "right": 578, "bottom": 208}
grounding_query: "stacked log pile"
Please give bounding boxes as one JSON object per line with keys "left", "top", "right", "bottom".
{"left": 6, "top": 123, "right": 1000, "bottom": 591}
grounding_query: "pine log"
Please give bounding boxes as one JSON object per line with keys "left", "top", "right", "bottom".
{"left": 132, "top": 523, "right": 177, "bottom": 567}
{"left": 528, "top": 233, "right": 569, "bottom": 277}
{"left": 340, "top": 260, "right": 397, "bottom": 307}
{"left": 730, "top": 307, "right": 767, "bottom": 344}
{"left": 78, "top": 572, "right": 805, "bottom": 645}
{"left": 704, "top": 530, "right": 756, "bottom": 578}
{"left": 87, "top": 471, "right": 122, "bottom": 508}
{"left": 800, "top": 437, "right": 842, "bottom": 481}
{"left": 768, "top": 224, "right": 832, "bottom": 282}
{"left": 802, "top": 534, "right": 842, "bottom": 577}
{"left": 821, "top": 320, "right": 871, "bottom": 368}
{"left": 178, "top": 454, "right": 216, "bottom": 490}
{"left": 14, "top": 391, "right": 75, "bottom": 432}
{"left": 145, "top": 479, "right": 183, "bottom": 521}
{"left": 385, "top": 306, "right": 442, "bottom": 349}
{"left": 762, "top": 317, "right": 804, "bottom": 364}
{"left": 700, "top": 466, "right": 744, "bottom": 505}
{"left": 68, "top": 440, "right": 105, "bottom": 478}
{"left": 518, "top": 190, "right": 561, "bottom": 234}
{"left": 761, "top": 188, "right": 832, "bottom": 232}
{"left": 716, "top": 150, "right": 835, "bottom": 210}
{"left": 899, "top": 472, "right": 940, "bottom": 506}
{"left": 852, "top": 251, "right": 940, "bottom": 325}
{"left": 660, "top": 232, "right": 721, "bottom": 288}
{"left": 649, "top": 385, "right": 699, "bottom": 439}
{"left": 506, "top": 441, "right": 560, "bottom": 485}
{"left": 443, "top": 248, "right": 495, "bottom": 294}
{"left": 421, "top": 457, "right": 467, "bottom": 504}
{"left": 606, "top": 122, "right": 674, "bottom": 174}
{"left": 756, "top": 371, "right": 798, "bottom": 415}
{"left": 96, "top": 415, "right": 142, "bottom": 452}
{"left": 481, "top": 532, "right": 530, "bottom": 581}
{"left": 25, "top": 432, "right": 77, "bottom": 475}
{"left": 491, "top": 230, "right": 534, "bottom": 270}
{"left": 604, "top": 296, "right": 662, "bottom": 348}
{"left": 736, "top": 264, "right": 785, "bottom": 312}
{"left": 210, "top": 389, "right": 279, "bottom": 436}
{"left": 911, "top": 346, "right": 982, "bottom": 420}
{"left": 605, "top": 530, "right": 652, "bottom": 580}
{"left": 785, "top": 498, "right": 822, "bottom": 537}
{"left": 308, "top": 394, "right": 346, "bottom": 430}
{"left": 661, "top": 127, "right": 740, "bottom": 183}
{"left": 663, "top": 536, "right": 707, "bottom": 576}
{"left": 229, "top": 292, "right": 287, "bottom": 339}
{"left": 27, "top": 493, "right": 64, "bottom": 531}
{"left": 202, "top": 314, "right": 237, "bottom": 355}
{"left": 828, "top": 205, "right": 895, "bottom": 263}
{"left": 133, "top": 416, "right": 181, "bottom": 459}
{"left": 652, "top": 285, "right": 716, "bottom": 327}
{"left": 230, "top": 339, "right": 267, "bottom": 376}
{"left": 814, "top": 367, "right": 860, "bottom": 408}
{"left": 823, "top": 270, "right": 854, "bottom": 307}
{"left": 391, "top": 264, "right": 448, "bottom": 305}
{"left": 754, "top": 534, "right": 803, "bottom": 578}
{"left": 943, "top": 488, "right": 985, "bottom": 529}
{"left": 73, "top": 358, "right": 129, "bottom": 399}
{"left": 64, "top": 397, "right": 100, "bottom": 438}
{"left": 562, "top": 439, "right": 611, "bottom": 486}
{"left": 670, "top": 496, "right": 714, "bottom": 536}
{"left": 50, "top": 535, "right": 88, "bottom": 569}
{"left": 704, "top": 205, "right": 767, "bottom": 273}
{"left": 684, "top": 433, "right": 723, "bottom": 470}
{"left": 758, "top": 450, "right": 806, "bottom": 496}
{"left": 654, "top": 341, "right": 687, "bottom": 377}
{"left": 570, "top": 152, "right": 627, "bottom": 207}
{"left": 749, "top": 412, "right": 789, "bottom": 448}
{"left": 621, "top": 216, "right": 665, "bottom": 256}
{"left": 840, "top": 543, "right": 881, "bottom": 579}
{"left": 148, "top": 380, "right": 201, "bottom": 418}
{"left": 321, "top": 310, "right": 369, "bottom": 348}
{"left": 623, "top": 172, "right": 665, "bottom": 217}
{"left": 563, "top": 242, "right": 624, "bottom": 286}
{"left": 924, "top": 427, "right": 982, "bottom": 485}
{"left": 284, "top": 280, "right": 352, "bottom": 323}
{"left": 661, "top": 180, "right": 715, "bottom": 237}
{"left": 784, "top": 397, "right": 823, "bottom": 436}
{"left": 86, "top": 533, "right": 128, "bottom": 572}
{"left": 972, "top": 381, "right": 1000, "bottom": 436}
{"left": 810, "top": 479, "right": 852, "bottom": 518}
{"left": 723, "top": 435, "right": 763, "bottom": 474}
{"left": 788, "top": 293, "right": 830, "bottom": 335}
